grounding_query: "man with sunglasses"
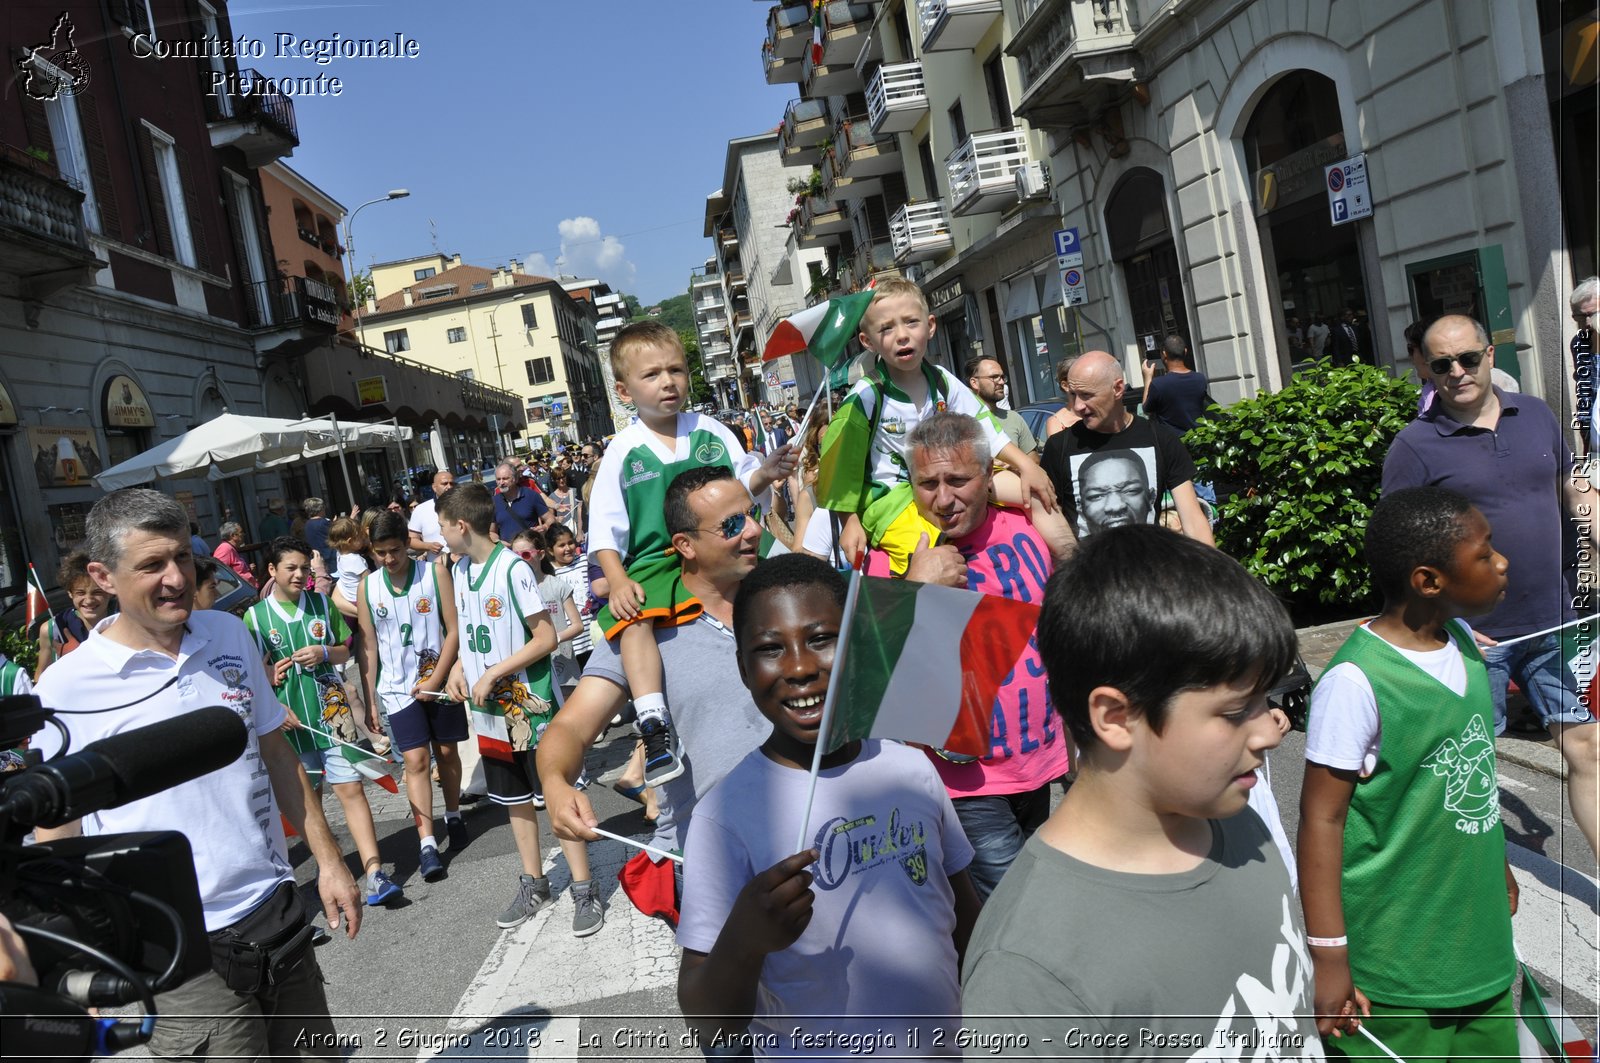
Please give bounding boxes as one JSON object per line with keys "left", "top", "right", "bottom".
{"left": 1384, "top": 313, "right": 1600, "bottom": 863}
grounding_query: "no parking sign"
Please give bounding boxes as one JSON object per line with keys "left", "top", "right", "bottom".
{"left": 1055, "top": 228, "right": 1087, "bottom": 305}
{"left": 1325, "top": 154, "right": 1371, "bottom": 225}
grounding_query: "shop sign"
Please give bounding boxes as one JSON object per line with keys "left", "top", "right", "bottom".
{"left": 0, "top": 381, "right": 17, "bottom": 427}
{"left": 356, "top": 376, "right": 388, "bottom": 406}
{"left": 105, "top": 375, "right": 154, "bottom": 428}
{"left": 29, "top": 426, "right": 104, "bottom": 487}
{"left": 928, "top": 277, "right": 964, "bottom": 313}
{"left": 1252, "top": 134, "right": 1346, "bottom": 216}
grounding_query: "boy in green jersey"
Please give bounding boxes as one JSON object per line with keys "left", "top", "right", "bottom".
{"left": 587, "top": 321, "right": 794, "bottom": 789}
{"left": 245, "top": 537, "right": 400, "bottom": 907}
{"left": 1300, "top": 487, "right": 1520, "bottom": 1056}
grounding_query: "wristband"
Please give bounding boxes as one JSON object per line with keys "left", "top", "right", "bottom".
{"left": 322, "top": 644, "right": 329, "bottom": 662}
{"left": 1306, "top": 935, "right": 1348, "bottom": 948}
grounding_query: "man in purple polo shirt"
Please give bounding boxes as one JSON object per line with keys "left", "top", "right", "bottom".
{"left": 1382, "top": 313, "right": 1599, "bottom": 862}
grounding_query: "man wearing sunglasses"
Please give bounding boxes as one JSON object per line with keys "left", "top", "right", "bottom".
{"left": 1384, "top": 313, "right": 1600, "bottom": 862}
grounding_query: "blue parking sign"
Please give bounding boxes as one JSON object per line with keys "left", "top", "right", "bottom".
{"left": 1053, "top": 228, "right": 1079, "bottom": 256}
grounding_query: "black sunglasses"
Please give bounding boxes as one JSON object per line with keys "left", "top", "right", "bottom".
{"left": 1427, "top": 348, "right": 1488, "bottom": 376}
{"left": 701, "top": 506, "right": 760, "bottom": 539}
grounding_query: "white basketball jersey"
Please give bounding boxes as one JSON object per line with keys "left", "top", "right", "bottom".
{"left": 363, "top": 559, "right": 445, "bottom": 711}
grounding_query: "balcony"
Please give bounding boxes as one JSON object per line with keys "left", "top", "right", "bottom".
{"left": 0, "top": 144, "right": 102, "bottom": 298}
{"left": 202, "top": 68, "right": 299, "bottom": 166}
{"left": 780, "top": 98, "right": 831, "bottom": 168}
{"left": 835, "top": 113, "right": 902, "bottom": 179}
{"left": 946, "top": 130, "right": 1033, "bottom": 215}
{"left": 243, "top": 274, "right": 341, "bottom": 332}
{"left": 766, "top": 2, "right": 812, "bottom": 61}
{"left": 917, "top": 0, "right": 1003, "bottom": 52}
{"left": 763, "top": 40, "right": 806, "bottom": 84}
{"left": 802, "top": 48, "right": 863, "bottom": 97}
{"left": 1007, "top": 0, "right": 1140, "bottom": 128}
{"left": 854, "top": 239, "right": 899, "bottom": 285}
{"left": 890, "top": 201, "right": 955, "bottom": 262}
{"left": 797, "top": 196, "right": 848, "bottom": 249}
{"left": 867, "top": 62, "right": 928, "bottom": 135}
{"left": 719, "top": 226, "right": 740, "bottom": 250}
{"left": 821, "top": 1, "right": 875, "bottom": 66}
{"left": 703, "top": 339, "right": 733, "bottom": 359}
{"left": 699, "top": 314, "right": 730, "bottom": 333}
{"left": 691, "top": 273, "right": 723, "bottom": 291}
{"left": 820, "top": 146, "right": 883, "bottom": 201}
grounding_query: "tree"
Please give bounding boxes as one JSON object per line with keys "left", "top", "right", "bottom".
{"left": 623, "top": 293, "right": 644, "bottom": 319}
{"left": 679, "top": 329, "right": 712, "bottom": 404}
{"left": 349, "top": 271, "right": 373, "bottom": 310}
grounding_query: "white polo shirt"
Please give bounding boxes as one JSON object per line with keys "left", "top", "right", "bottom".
{"left": 408, "top": 498, "right": 443, "bottom": 555}
{"left": 33, "top": 611, "right": 294, "bottom": 931}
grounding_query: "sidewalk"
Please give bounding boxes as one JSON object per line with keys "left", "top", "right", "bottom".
{"left": 1296, "top": 618, "right": 1567, "bottom": 780}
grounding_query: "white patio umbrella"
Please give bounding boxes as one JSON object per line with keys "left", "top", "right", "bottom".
{"left": 93, "top": 413, "right": 340, "bottom": 491}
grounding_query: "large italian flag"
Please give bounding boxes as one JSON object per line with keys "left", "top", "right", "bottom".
{"left": 763, "top": 290, "right": 876, "bottom": 367}
{"left": 821, "top": 573, "right": 1040, "bottom": 757}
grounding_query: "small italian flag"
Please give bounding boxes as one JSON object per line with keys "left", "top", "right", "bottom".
{"left": 1560, "top": 620, "right": 1600, "bottom": 712}
{"left": 25, "top": 563, "right": 53, "bottom": 640}
{"left": 821, "top": 572, "right": 1039, "bottom": 757}
{"left": 1518, "top": 958, "right": 1595, "bottom": 1062}
{"left": 341, "top": 744, "right": 399, "bottom": 793}
{"left": 763, "top": 289, "right": 875, "bottom": 368}
{"left": 810, "top": 0, "right": 825, "bottom": 64}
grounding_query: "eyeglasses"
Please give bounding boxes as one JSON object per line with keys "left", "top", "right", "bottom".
{"left": 972, "top": 373, "right": 1005, "bottom": 382}
{"left": 1427, "top": 347, "right": 1489, "bottom": 376}
{"left": 699, "top": 505, "right": 761, "bottom": 539}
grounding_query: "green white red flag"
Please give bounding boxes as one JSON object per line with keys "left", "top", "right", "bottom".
{"left": 26, "top": 563, "right": 54, "bottom": 640}
{"left": 810, "top": 0, "right": 825, "bottom": 64}
{"left": 1560, "top": 621, "right": 1600, "bottom": 714}
{"left": 342, "top": 744, "right": 400, "bottom": 793}
{"left": 821, "top": 573, "right": 1039, "bottom": 756}
{"left": 1518, "top": 957, "right": 1594, "bottom": 1062}
{"left": 763, "top": 290, "right": 875, "bottom": 367}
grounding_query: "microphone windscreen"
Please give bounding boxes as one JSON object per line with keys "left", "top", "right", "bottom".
{"left": 84, "top": 706, "right": 249, "bottom": 808}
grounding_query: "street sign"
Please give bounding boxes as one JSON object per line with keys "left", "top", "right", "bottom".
{"left": 356, "top": 376, "right": 388, "bottom": 406}
{"left": 1061, "top": 267, "right": 1087, "bottom": 306}
{"left": 1053, "top": 227, "right": 1083, "bottom": 268}
{"left": 766, "top": 370, "right": 780, "bottom": 388}
{"left": 1324, "top": 153, "right": 1372, "bottom": 225}
{"left": 1055, "top": 227, "right": 1087, "bottom": 306}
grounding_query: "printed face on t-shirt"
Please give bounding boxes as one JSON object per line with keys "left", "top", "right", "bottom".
{"left": 1072, "top": 449, "right": 1156, "bottom": 537}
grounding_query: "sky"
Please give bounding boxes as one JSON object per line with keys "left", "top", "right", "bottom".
{"left": 233, "top": 0, "right": 799, "bottom": 305}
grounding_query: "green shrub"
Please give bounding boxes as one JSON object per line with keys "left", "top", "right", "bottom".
{"left": 0, "top": 622, "right": 37, "bottom": 673}
{"left": 1185, "top": 363, "right": 1419, "bottom": 613}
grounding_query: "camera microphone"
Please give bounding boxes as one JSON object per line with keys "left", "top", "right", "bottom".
{"left": 0, "top": 707, "right": 248, "bottom": 831}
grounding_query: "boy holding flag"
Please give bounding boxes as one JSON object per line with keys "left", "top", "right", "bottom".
{"left": 245, "top": 536, "right": 400, "bottom": 907}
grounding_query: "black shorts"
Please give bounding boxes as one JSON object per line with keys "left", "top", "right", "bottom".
{"left": 385, "top": 698, "right": 469, "bottom": 753}
{"left": 484, "top": 750, "right": 542, "bottom": 807}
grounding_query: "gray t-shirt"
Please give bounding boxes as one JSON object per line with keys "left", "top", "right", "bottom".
{"left": 582, "top": 612, "right": 770, "bottom": 850}
{"left": 961, "top": 810, "right": 1325, "bottom": 1060}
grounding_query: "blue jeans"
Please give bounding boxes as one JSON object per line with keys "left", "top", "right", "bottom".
{"left": 1481, "top": 632, "right": 1597, "bottom": 732}
{"left": 952, "top": 783, "right": 1053, "bottom": 901}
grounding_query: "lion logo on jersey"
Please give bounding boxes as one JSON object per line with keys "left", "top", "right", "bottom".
{"left": 317, "top": 677, "right": 361, "bottom": 745}
{"left": 415, "top": 597, "right": 432, "bottom": 614}
{"left": 490, "top": 675, "right": 551, "bottom": 748}
{"left": 417, "top": 648, "right": 440, "bottom": 681}
{"left": 308, "top": 619, "right": 327, "bottom": 641}
{"left": 485, "top": 596, "right": 504, "bottom": 619}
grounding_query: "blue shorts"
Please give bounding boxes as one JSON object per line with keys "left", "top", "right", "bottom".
{"left": 383, "top": 697, "right": 469, "bottom": 753}
{"left": 1482, "top": 632, "right": 1599, "bottom": 731}
{"left": 299, "top": 745, "right": 360, "bottom": 786}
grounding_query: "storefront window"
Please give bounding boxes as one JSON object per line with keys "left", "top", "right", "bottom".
{"left": 1106, "top": 169, "right": 1191, "bottom": 362}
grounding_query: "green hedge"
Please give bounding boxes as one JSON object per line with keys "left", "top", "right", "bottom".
{"left": 0, "top": 622, "right": 37, "bottom": 673}
{"left": 1185, "top": 363, "right": 1419, "bottom": 612}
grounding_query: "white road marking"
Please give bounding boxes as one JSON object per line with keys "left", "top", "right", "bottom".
{"left": 1507, "top": 841, "right": 1599, "bottom": 1009}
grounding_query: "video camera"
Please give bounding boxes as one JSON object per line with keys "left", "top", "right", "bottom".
{"left": 0, "top": 697, "right": 248, "bottom": 1059}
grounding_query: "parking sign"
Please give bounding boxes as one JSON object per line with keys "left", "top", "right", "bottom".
{"left": 1325, "top": 154, "right": 1371, "bottom": 225}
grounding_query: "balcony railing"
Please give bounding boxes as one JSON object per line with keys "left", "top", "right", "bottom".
{"left": 781, "top": 98, "right": 830, "bottom": 167}
{"left": 766, "top": 2, "right": 812, "bottom": 61}
{"left": 890, "top": 201, "right": 955, "bottom": 262}
{"left": 1014, "top": 0, "right": 1075, "bottom": 91}
{"left": 797, "top": 195, "right": 848, "bottom": 249}
{"left": 1009, "top": 0, "right": 1139, "bottom": 125}
{"left": 243, "top": 274, "right": 341, "bottom": 331}
{"left": 0, "top": 144, "right": 93, "bottom": 260}
{"left": 946, "top": 130, "right": 1033, "bottom": 215}
{"left": 835, "top": 113, "right": 901, "bottom": 179}
{"left": 802, "top": 46, "right": 863, "bottom": 97}
{"left": 201, "top": 68, "right": 299, "bottom": 165}
{"left": 822, "top": 1, "right": 875, "bottom": 66}
{"left": 854, "top": 239, "right": 898, "bottom": 284}
{"left": 867, "top": 62, "right": 929, "bottom": 135}
{"left": 820, "top": 146, "right": 883, "bottom": 201}
{"left": 917, "top": 0, "right": 1003, "bottom": 52}
{"left": 763, "top": 39, "right": 806, "bottom": 84}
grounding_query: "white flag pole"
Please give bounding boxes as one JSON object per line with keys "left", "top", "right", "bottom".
{"left": 295, "top": 721, "right": 395, "bottom": 765}
{"left": 591, "top": 826, "right": 684, "bottom": 864}
{"left": 792, "top": 566, "right": 863, "bottom": 854}
{"left": 1490, "top": 613, "right": 1600, "bottom": 649}
{"left": 1356, "top": 1024, "right": 1407, "bottom": 1062}
{"left": 790, "top": 381, "right": 828, "bottom": 455}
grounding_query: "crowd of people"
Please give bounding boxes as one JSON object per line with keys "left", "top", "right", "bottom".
{"left": 2, "top": 276, "right": 1596, "bottom": 1061}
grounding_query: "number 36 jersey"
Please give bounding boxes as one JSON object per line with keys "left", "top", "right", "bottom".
{"left": 363, "top": 559, "right": 445, "bottom": 713}
{"left": 452, "top": 544, "right": 555, "bottom": 759}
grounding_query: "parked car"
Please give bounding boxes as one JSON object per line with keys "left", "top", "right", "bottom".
{"left": 1015, "top": 401, "right": 1066, "bottom": 443}
{"left": 209, "top": 563, "right": 259, "bottom": 617}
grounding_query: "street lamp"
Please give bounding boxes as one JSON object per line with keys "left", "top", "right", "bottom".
{"left": 344, "top": 188, "right": 410, "bottom": 354}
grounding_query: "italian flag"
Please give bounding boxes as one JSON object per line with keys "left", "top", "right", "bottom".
{"left": 1560, "top": 620, "right": 1600, "bottom": 712}
{"left": 821, "top": 572, "right": 1039, "bottom": 757}
{"left": 810, "top": 0, "right": 825, "bottom": 64}
{"left": 1519, "top": 958, "right": 1595, "bottom": 1062}
{"left": 473, "top": 706, "right": 516, "bottom": 763}
{"left": 814, "top": 390, "right": 874, "bottom": 514}
{"left": 763, "top": 289, "right": 875, "bottom": 368}
{"left": 26, "top": 563, "right": 53, "bottom": 640}
{"left": 342, "top": 744, "right": 399, "bottom": 793}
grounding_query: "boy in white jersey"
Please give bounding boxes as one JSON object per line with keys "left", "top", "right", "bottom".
{"left": 588, "top": 321, "right": 795, "bottom": 788}
{"left": 439, "top": 484, "right": 603, "bottom": 936}
{"left": 245, "top": 536, "right": 400, "bottom": 907}
{"left": 816, "top": 278, "right": 1055, "bottom": 568}
{"left": 356, "top": 511, "right": 467, "bottom": 884}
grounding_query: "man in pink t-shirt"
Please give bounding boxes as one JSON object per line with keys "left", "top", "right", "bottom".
{"left": 212, "top": 521, "right": 257, "bottom": 589}
{"left": 877, "top": 411, "right": 1075, "bottom": 899}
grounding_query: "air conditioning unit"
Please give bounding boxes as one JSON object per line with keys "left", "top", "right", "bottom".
{"left": 1015, "top": 161, "right": 1050, "bottom": 200}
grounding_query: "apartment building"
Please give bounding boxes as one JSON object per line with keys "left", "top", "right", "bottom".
{"left": 359, "top": 255, "right": 606, "bottom": 450}
{"left": 701, "top": 131, "right": 831, "bottom": 408}
{"left": 561, "top": 276, "right": 635, "bottom": 433}
{"left": 1011, "top": 0, "right": 1592, "bottom": 407}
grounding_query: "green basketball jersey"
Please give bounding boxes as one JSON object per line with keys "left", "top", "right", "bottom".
{"left": 244, "top": 592, "right": 355, "bottom": 756}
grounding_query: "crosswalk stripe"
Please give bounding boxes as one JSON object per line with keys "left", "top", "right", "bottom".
{"left": 1506, "top": 841, "right": 1599, "bottom": 1010}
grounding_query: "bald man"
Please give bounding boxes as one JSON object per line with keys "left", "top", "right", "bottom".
{"left": 1040, "top": 351, "right": 1213, "bottom": 544}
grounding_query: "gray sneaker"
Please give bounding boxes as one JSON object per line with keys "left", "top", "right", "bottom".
{"left": 496, "top": 874, "right": 553, "bottom": 929}
{"left": 570, "top": 881, "right": 604, "bottom": 938}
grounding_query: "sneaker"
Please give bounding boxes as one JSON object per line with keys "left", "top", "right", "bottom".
{"left": 366, "top": 870, "right": 403, "bottom": 906}
{"left": 446, "top": 817, "right": 470, "bottom": 851}
{"left": 419, "top": 845, "right": 446, "bottom": 882}
{"left": 638, "top": 716, "right": 685, "bottom": 786}
{"left": 570, "top": 882, "right": 604, "bottom": 938}
{"left": 531, "top": 792, "right": 546, "bottom": 810}
{"left": 496, "top": 874, "right": 554, "bottom": 929}
{"left": 459, "top": 790, "right": 485, "bottom": 805}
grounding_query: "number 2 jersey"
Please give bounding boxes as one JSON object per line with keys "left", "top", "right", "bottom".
{"left": 363, "top": 559, "right": 446, "bottom": 715}
{"left": 452, "top": 543, "right": 555, "bottom": 761}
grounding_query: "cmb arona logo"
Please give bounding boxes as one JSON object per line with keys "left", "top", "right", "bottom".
{"left": 695, "top": 442, "right": 725, "bottom": 464}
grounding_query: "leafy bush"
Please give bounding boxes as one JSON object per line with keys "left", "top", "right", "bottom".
{"left": 0, "top": 622, "right": 38, "bottom": 673}
{"left": 1185, "top": 363, "right": 1419, "bottom": 613}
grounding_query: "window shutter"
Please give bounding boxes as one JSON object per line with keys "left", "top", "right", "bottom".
{"left": 17, "top": 68, "right": 55, "bottom": 161}
{"left": 77, "top": 90, "right": 120, "bottom": 239}
{"left": 135, "top": 127, "right": 172, "bottom": 257}
{"left": 173, "top": 143, "right": 213, "bottom": 272}
{"left": 120, "top": 0, "right": 153, "bottom": 37}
